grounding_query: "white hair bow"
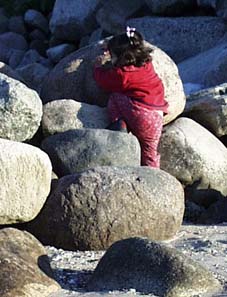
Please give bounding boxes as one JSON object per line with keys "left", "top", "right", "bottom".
{"left": 126, "top": 26, "right": 136, "bottom": 38}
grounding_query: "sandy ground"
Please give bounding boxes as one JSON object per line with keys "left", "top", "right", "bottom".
{"left": 47, "top": 223, "right": 227, "bottom": 297}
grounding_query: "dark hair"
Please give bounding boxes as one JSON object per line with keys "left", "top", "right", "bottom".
{"left": 107, "top": 30, "right": 152, "bottom": 67}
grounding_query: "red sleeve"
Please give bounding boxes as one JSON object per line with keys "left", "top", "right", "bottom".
{"left": 93, "top": 65, "right": 124, "bottom": 93}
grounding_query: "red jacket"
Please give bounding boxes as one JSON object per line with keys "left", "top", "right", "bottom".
{"left": 94, "top": 62, "right": 169, "bottom": 113}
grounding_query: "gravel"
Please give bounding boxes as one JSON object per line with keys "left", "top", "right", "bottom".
{"left": 47, "top": 223, "right": 227, "bottom": 297}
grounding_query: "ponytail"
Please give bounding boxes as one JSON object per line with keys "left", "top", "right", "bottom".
{"left": 107, "top": 28, "right": 153, "bottom": 67}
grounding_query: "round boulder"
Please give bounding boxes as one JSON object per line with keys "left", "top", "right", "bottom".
{"left": 87, "top": 237, "right": 221, "bottom": 297}
{"left": 24, "top": 166, "right": 184, "bottom": 250}
{"left": 42, "top": 99, "right": 109, "bottom": 136}
{"left": 41, "top": 129, "right": 141, "bottom": 177}
{"left": 40, "top": 42, "right": 185, "bottom": 125}
{"left": 49, "top": 0, "right": 100, "bottom": 41}
{"left": 0, "top": 228, "right": 60, "bottom": 297}
{"left": 183, "top": 83, "right": 227, "bottom": 137}
{"left": 0, "top": 73, "right": 42, "bottom": 141}
{"left": 0, "top": 138, "right": 52, "bottom": 224}
{"left": 127, "top": 16, "right": 226, "bottom": 63}
{"left": 160, "top": 117, "right": 227, "bottom": 205}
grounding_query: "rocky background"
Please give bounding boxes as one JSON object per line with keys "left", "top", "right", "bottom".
{"left": 0, "top": 0, "right": 227, "bottom": 296}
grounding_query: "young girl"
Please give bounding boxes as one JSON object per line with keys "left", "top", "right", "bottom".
{"left": 93, "top": 27, "right": 168, "bottom": 168}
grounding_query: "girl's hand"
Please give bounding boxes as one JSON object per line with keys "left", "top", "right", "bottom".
{"left": 95, "top": 51, "right": 111, "bottom": 67}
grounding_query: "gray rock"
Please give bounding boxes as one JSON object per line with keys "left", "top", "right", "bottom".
{"left": 29, "top": 29, "right": 47, "bottom": 41}
{"left": 49, "top": 0, "right": 100, "bottom": 41}
{"left": 24, "top": 9, "right": 49, "bottom": 33}
{"left": 197, "top": 0, "right": 216, "bottom": 9}
{"left": 8, "top": 49, "right": 25, "bottom": 69}
{"left": 145, "top": 0, "right": 195, "bottom": 15}
{"left": 0, "top": 138, "right": 52, "bottom": 224}
{"left": 79, "top": 35, "right": 90, "bottom": 48}
{"left": 16, "top": 49, "right": 44, "bottom": 68}
{"left": 178, "top": 41, "right": 227, "bottom": 87}
{"left": 216, "top": 0, "right": 227, "bottom": 20}
{"left": 0, "top": 44, "right": 12, "bottom": 64}
{"left": 0, "top": 10, "right": 8, "bottom": 34}
{"left": 42, "top": 99, "right": 109, "bottom": 136}
{"left": 184, "top": 200, "right": 206, "bottom": 223}
{"left": 197, "top": 0, "right": 227, "bottom": 19}
{"left": 183, "top": 83, "right": 227, "bottom": 137}
{"left": 0, "top": 73, "right": 42, "bottom": 141}
{"left": 47, "top": 44, "right": 76, "bottom": 64}
{"left": 29, "top": 39, "right": 49, "bottom": 57}
{"left": 16, "top": 63, "right": 50, "bottom": 94}
{"left": 0, "top": 32, "right": 27, "bottom": 66}
{"left": 127, "top": 16, "right": 226, "bottom": 63}
{"left": 0, "top": 32, "right": 28, "bottom": 50}
{"left": 0, "top": 228, "right": 60, "bottom": 297}
{"left": 8, "top": 15, "right": 27, "bottom": 36}
{"left": 0, "top": 61, "right": 24, "bottom": 82}
{"left": 198, "top": 197, "right": 227, "bottom": 224}
{"left": 40, "top": 41, "right": 185, "bottom": 125}
{"left": 87, "top": 237, "right": 221, "bottom": 296}
{"left": 89, "top": 28, "right": 103, "bottom": 45}
{"left": 25, "top": 166, "right": 184, "bottom": 250}
{"left": 41, "top": 129, "right": 140, "bottom": 177}
{"left": 96, "top": 0, "right": 144, "bottom": 34}
{"left": 204, "top": 47, "right": 227, "bottom": 87}
{"left": 159, "top": 117, "right": 227, "bottom": 205}
{"left": 49, "top": 35, "right": 64, "bottom": 48}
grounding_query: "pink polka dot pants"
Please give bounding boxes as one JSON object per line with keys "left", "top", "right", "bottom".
{"left": 108, "top": 93, "right": 163, "bottom": 168}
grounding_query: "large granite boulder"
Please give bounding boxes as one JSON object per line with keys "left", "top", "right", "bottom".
{"left": 87, "top": 237, "right": 221, "bottom": 297}
{"left": 145, "top": 0, "right": 195, "bottom": 15}
{"left": 0, "top": 228, "right": 60, "bottom": 297}
{"left": 49, "top": 0, "right": 100, "bottom": 41}
{"left": 127, "top": 16, "right": 227, "bottom": 63}
{"left": 24, "top": 166, "right": 184, "bottom": 250}
{"left": 41, "top": 42, "right": 185, "bottom": 125}
{"left": 0, "top": 138, "right": 52, "bottom": 224}
{"left": 96, "top": 0, "right": 144, "bottom": 34}
{"left": 41, "top": 129, "right": 140, "bottom": 177}
{"left": 178, "top": 41, "right": 227, "bottom": 87}
{"left": 42, "top": 99, "right": 109, "bottom": 136}
{"left": 198, "top": 0, "right": 227, "bottom": 19}
{"left": 0, "top": 73, "right": 42, "bottom": 141}
{"left": 160, "top": 117, "right": 227, "bottom": 205}
{"left": 183, "top": 83, "right": 227, "bottom": 137}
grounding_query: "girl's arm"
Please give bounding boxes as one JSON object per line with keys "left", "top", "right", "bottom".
{"left": 93, "top": 63, "right": 124, "bottom": 93}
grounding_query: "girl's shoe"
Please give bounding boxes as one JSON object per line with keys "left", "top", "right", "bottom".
{"left": 106, "top": 119, "right": 128, "bottom": 132}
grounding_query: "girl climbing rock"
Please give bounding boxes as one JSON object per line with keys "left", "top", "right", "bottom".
{"left": 94, "top": 27, "right": 168, "bottom": 168}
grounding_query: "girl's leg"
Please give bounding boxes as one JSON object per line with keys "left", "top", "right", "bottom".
{"left": 138, "top": 111, "right": 163, "bottom": 168}
{"left": 107, "top": 93, "right": 128, "bottom": 131}
{"left": 107, "top": 93, "right": 125, "bottom": 122}
{"left": 108, "top": 93, "right": 163, "bottom": 168}
{"left": 124, "top": 107, "right": 163, "bottom": 168}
